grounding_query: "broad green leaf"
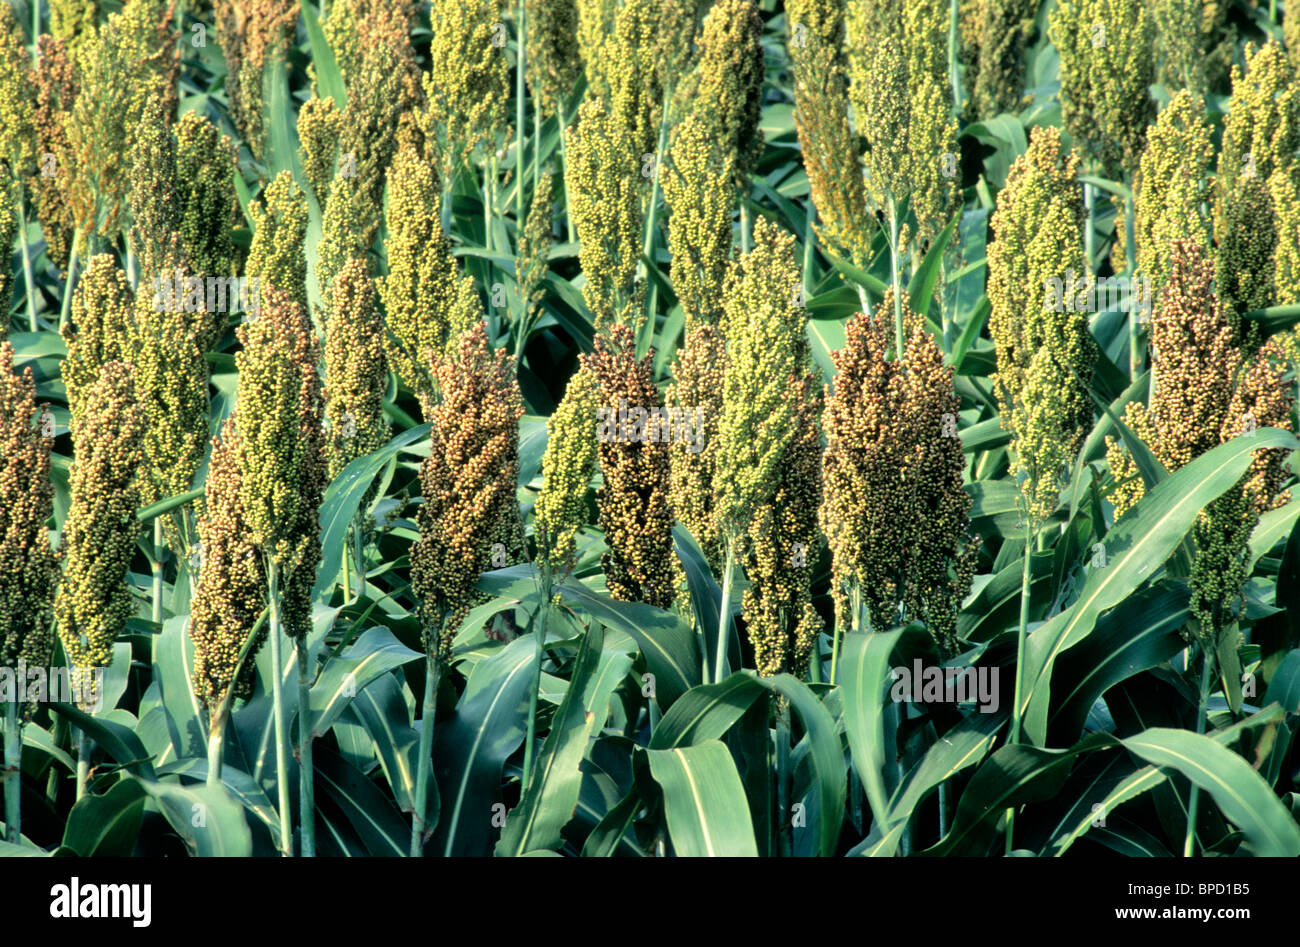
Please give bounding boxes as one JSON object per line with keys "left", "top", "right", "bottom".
{"left": 60, "top": 779, "right": 146, "bottom": 856}
{"left": 49, "top": 703, "right": 156, "bottom": 780}
{"left": 433, "top": 634, "right": 535, "bottom": 856}
{"left": 315, "top": 745, "right": 410, "bottom": 857}
{"left": 647, "top": 740, "right": 758, "bottom": 856}
{"left": 1121, "top": 728, "right": 1300, "bottom": 856}
{"left": 309, "top": 626, "right": 423, "bottom": 737}
{"left": 133, "top": 778, "right": 254, "bottom": 856}
{"left": 558, "top": 579, "right": 699, "bottom": 709}
{"left": 299, "top": 0, "right": 346, "bottom": 107}
{"left": 497, "top": 624, "right": 632, "bottom": 855}
{"left": 314, "top": 424, "right": 431, "bottom": 600}
{"left": 1020, "top": 429, "right": 1298, "bottom": 745}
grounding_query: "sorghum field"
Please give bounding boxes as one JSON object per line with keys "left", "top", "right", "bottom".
{"left": 2, "top": 0, "right": 1300, "bottom": 863}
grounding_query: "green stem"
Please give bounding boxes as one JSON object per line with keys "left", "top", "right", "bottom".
{"left": 714, "top": 537, "right": 736, "bottom": 685}
{"left": 1005, "top": 518, "right": 1035, "bottom": 854}
{"left": 267, "top": 562, "right": 293, "bottom": 856}
{"left": 3, "top": 700, "right": 20, "bottom": 844}
{"left": 206, "top": 711, "right": 226, "bottom": 789}
{"left": 1124, "top": 189, "right": 1139, "bottom": 378}
{"left": 151, "top": 518, "right": 164, "bottom": 625}
{"left": 1183, "top": 652, "right": 1213, "bottom": 857}
{"left": 411, "top": 648, "right": 442, "bottom": 856}
{"left": 296, "top": 633, "right": 316, "bottom": 858}
{"left": 775, "top": 697, "right": 791, "bottom": 857}
{"left": 741, "top": 203, "right": 752, "bottom": 255}
{"left": 515, "top": 0, "right": 527, "bottom": 224}
{"left": 558, "top": 103, "right": 576, "bottom": 245}
{"left": 18, "top": 198, "right": 37, "bottom": 332}
{"left": 522, "top": 572, "right": 551, "bottom": 790}
{"left": 341, "top": 540, "right": 351, "bottom": 602}
{"left": 75, "top": 727, "right": 89, "bottom": 801}
{"left": 59, "top": 229, "right": 81, "bottom": 332}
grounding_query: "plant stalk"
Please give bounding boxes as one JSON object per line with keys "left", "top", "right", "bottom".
{"left": 1005, "top": 519, "right": 1034, "bottom": 853}
{"left": 775, "top": 696, "right": 791, "bottom": 857}
{"left": 714, "top": 536, "right": 736, "bottom": 684}
{"left": 411, "top": 648, "right": 443, "bottom": 856}
{"left": 75, "top": 727, "right": 89, "bottom": 801}
{"left": 206, "top": 713, "right": 226, "bottom": 789}
{"left": 1124, "top": 189, "right": 1139, "bottom": 378}
{"left": 516, "top": 0, "right": 526, "bottom": 225}
{"left": 3, "top": 700, "right": 20, "bottom": 843}
{"left": 18, "top": 198, "right": 38, "bottom": 332}
{"left": 522, "top": 572, "right": 551, "bottom": 790}
{"left": 59, "top": 229, "right": 81, "bottom": 332}
{"left": 267, "top": 561, "right": 293, "bottom": 856}
{"left": 1183, "top": 651, "right": 1213, "bottom": 857}
{"left": 296, "top": 633, "right": 315, "bottom": 857}
{"left": 151, "top": 518, "right": 164, "bottom": 624}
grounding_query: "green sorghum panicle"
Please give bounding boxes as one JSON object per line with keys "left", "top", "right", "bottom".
{"left": 56, "top": 360, "right": 146, "bottom": 671}
{"left": 213, "top": 0, "right": 297, "bottom": 159}
{"left": 0, "top": 3, "right": 35, "bottom": 178}
{"left": 820, "top": 298, "right": 977, "bottom": 652}
{"left": 412, "top": 321, "right": 524, "bottom": 656}
{"left": 1106, "top": 240, "right": 1239, "bottom": 518}
{"left": 535, "top": 365, "right": 601, "bottom": 576}
{"left": 31, "top": 37, "right": 77, "bottom": 270}
{"left": 325, "top": 258, "right": 390, "bottom": 479}
{"left": 64, "top": 0, "right": 178, "bottom": 245}
{"left": 318, "top": 171, "right": 373, "bottom": 306}
{"left": 848, "top": 0, "right": 910, "bottom": 209}
{"left": 130, "top": 251, "right": 212, "bottom": 519}
{"left": 576, "top": 0, "right": 618, "bottom": 74}
{"left": 715, "top": 217, "right": 807, "bottom": 540}
{"left": 987, "top": 126, "right": 1095, "bottom": 522}
{"left": 527, "top": 0, "right": 582, "bottom": 119}
{"left": 337, "top": 41, "right": 423, "bottom": 223}
{"left": 1191, "top": 339, "right": 1295, "bottom": 642}
{"left": 664, "top": 110, "right": 736, "bottom": 331}
{"left": 902, "top": 0, "right": 960, "bottom": 247}
{"left": 234, "top": 288, "right": 326, "bottom": 586}
{"left": 1215, "top": 173, "right": 1277, "bottom": 316}
{"left": 968, "top": 0, "right": 1036, "bottom": 119}
{"left": 1214, "top": 42, "right": 1300, "bottom": 314}
{"left": 61, "top": 253, "right": 133, "bottom": 423}
{"left": 1050, "top": 0, "right": 1156, "bottom": 175}
{"left": 379, "top": 138, "right": 481, "bottom": 412}
{"left": 0, "top": 343, "right": 59, "bottom": 716}
{"left": 1287, "top": 10, "right": 1300, "bottom": 73}
{"left": 298, "top": 96, "right": 343, "bottom": 207}
{"left": 743, "top": 366, "right": 824, "bottom": 678}
{"left": 584, "top": 323, "right": 676, "bottom": 609}
{"left": 515, "top": 170, "right": 555, "bottom": 326}
{"left": 786, "top": 0, "right": 871, "bottom": 262}
{"left": 1271, "top": 166, "right": 1300, "bottom": 306}
{"left": 1151, "top": 0, "right": 1208, "bottom": 98}
{"left": 128, "top": 93, "right": 180, "bottom": 281}
{"left": 600, "top": 0, "right": 663, "bottom": 156}
{"left": 176, "top": 112, "right": 240, "bottom": 300}
{"left": 246, "top": 170, "right": 308, "bottom": 310}
{"left": 51, "top": 0, "right": 100, "bottom": 62}
{"left": 565, "top": 93, "right": 645, "bottom": 330}
{"left": 423, "top": 0, "right": 510, "bottom": 180}
{"left": 322, "top": 0, "right": 420, "bottom": 89}
{"left": 667, "top": 324, "right": 726, "bottom": 571}
{"left": 1135, "top": 90, "right": 1213, "bottom": 305}
{"left": 189, "top": 418, "right": 267, "bottom": 709}
{"left": 686, "top": 0, "right": 764, "bottom": 180}
{"left": 0, "top": 182, "right": 14, "bottom": 324}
